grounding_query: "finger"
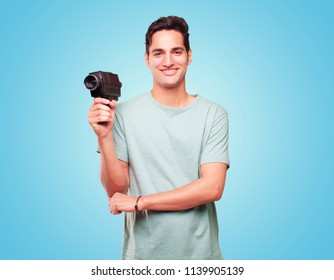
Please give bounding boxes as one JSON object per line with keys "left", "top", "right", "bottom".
{"left": 110, "top": 201, "right": 115, "bottom": 213}
{"left": 111, "top": 197, "right": 123, "bottom": 215}
{"left": 112, "top": 203, "right": 122, "bottom": 215}
{"left": 112, "top": 203, "right": 121, "bottom": 215}
{"left": 109, "top": 100, "right": 117, "bottom": 109}
{"left": 93, "top": 98, "right": 110, "bottom": 105}
{"left": 89, "top": 109, "right": 112, "bottom": 119}
{"left": 89, "top": 104, "right": 112, "bottom": 114}
{"left": 89, "top": 116, "right": 112, "bottom": 125}
{"left": 97, "top": 103, "right": 112, "bottom": 111}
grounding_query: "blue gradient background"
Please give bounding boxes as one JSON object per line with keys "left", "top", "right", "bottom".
{"left": 0, "top": 0, "right": 333, "bottom": 259}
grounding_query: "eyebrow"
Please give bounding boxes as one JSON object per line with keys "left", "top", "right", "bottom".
{"left": 151, "top": 47, "right": 185, "bottom": 53}
{"left": 151, "top": 48, "right": 163, "bottom": 53}
{"left": 172, "top": 47, "right": 185, "bottom": 52}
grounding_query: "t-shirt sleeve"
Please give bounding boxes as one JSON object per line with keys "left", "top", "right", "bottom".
{"left": 112, "top": 106, "right": 129, "bottom": 163}
{"left": 200, "top": 106, "right": 230, "bottom": 168}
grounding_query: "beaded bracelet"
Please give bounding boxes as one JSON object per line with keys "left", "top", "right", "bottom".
{"left": 135, "top": 196, "right": 142, "bottom": 214}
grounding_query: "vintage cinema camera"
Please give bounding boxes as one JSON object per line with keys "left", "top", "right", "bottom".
{"left": 84, "top": 71, "right": 122, "bottom": 101}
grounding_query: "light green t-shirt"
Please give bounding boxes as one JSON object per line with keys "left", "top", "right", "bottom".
{"left": 112, "top": 92, "right": 230, "bottom": 260}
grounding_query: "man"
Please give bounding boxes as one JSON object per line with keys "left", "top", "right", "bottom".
{"left": 88, "top": 16, "right": 229, "bottom": 259}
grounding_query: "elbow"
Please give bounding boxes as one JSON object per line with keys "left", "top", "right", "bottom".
{"left": 212, "top": 183, "right": 224, "bottom": 202}
{"left": 100, "top": 174, "right": 129, "bottom": 197}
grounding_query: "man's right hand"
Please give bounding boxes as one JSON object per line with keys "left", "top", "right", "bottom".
{"left": 88, "top": 98, "right": 117, "bottom": 138}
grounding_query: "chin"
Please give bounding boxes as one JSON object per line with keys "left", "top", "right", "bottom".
{"left": 161, "top": 83, "right": 181, "bottom": 89}
{"left": 160, "top": 79, "right": 183, "bottom": 88}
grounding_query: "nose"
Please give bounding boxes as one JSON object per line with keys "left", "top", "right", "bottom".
{"left": 163, "top": 53, "right": 174, "bottom": 67}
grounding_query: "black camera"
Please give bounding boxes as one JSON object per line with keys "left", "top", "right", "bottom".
{"left": 84, "top": 71, "right": 122, "bottom": 101}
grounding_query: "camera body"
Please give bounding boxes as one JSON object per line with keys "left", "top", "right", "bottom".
{"left": 84, "top": 71, "right": 122, "bottom": 101}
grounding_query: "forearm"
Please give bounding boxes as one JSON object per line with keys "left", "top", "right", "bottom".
{"left": 139, "top": 176, "right": 225, "bottom": 212}
{"left": 98, "top": 133, "right": 129, "bottom": 197}
{"left": 109, "top": 163, "right": 227, "bottom": 215}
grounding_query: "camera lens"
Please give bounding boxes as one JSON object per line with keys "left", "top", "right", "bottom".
{"left": 84, "top": 74, "right": 100, "bottom": 90}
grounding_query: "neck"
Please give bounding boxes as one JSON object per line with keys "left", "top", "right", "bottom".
{"left": 151, "top": 85, "right": 194, "bottom": 108}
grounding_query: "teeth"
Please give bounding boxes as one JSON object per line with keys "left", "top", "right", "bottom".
{"left": 163, "top": 69, "right": 177, "bottom": 75}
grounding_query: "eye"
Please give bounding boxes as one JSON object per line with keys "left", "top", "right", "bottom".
{"left": 153, "top": 51, "right": 162, "bottom": 57}
{"left": 173, "top": 49, "right": 183, "bottom": 55}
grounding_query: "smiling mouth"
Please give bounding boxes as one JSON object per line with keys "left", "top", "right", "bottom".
{"left": 161, "top": 68, "right": 178, "bottom": 75}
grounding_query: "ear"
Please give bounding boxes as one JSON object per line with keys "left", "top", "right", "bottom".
{"left": 187, "top": 49, "right": 192, "bottom": 66}
{"left": 145, "top": 52, "right": 149, "bottom": 67}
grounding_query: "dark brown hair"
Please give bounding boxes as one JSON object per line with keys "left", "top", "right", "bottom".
{"left": 145, "top": 16, "right": 190, "bottom": 54}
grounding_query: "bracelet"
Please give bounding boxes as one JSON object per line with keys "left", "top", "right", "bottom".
{"left": 135, "top": 196, "right": 142, "bottom": 214}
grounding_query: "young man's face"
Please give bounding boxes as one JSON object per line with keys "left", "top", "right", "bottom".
{"left": 145, "top": 30, "right": 192, "bottom": 90}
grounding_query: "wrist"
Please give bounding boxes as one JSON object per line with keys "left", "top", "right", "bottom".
{"left": 134, "top": 196, "right": 141, "bottom": 213}
{"left": 98, "top": 132, "right": 113, "bottom": 149}
{"left": 98, "top": 130, "right": 113, "bottom": 141}
{"left": 137, "top": 196, "right": 148, "bottom": 212}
